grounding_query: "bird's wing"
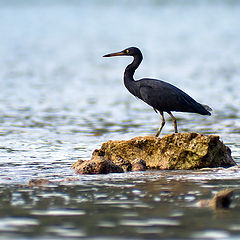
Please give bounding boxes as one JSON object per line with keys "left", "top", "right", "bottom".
{"left": 139, "top": 80, "right": 204, "bottom": 113}
{"left": 139, "top": 84, "right": 175, "bottom": 111}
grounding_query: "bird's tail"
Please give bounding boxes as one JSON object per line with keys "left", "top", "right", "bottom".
{"left": 201, "top": 104, "right": 212, "bottom": 115}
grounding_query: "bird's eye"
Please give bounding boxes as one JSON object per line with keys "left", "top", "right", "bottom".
{"left": 126, "top": 49, "right": 129, "bottom": 53}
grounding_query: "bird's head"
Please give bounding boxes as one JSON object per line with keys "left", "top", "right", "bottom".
{"left": 103, "top": 47, "right": 141, "bottom": 57}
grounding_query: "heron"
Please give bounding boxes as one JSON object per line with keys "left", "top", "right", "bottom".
{"left": 103, "top": 47, "right": 211, "bottom": 137}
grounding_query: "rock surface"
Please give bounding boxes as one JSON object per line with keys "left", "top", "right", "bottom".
{"left": 72, "top": 132, "right": 236, "bottom": 174}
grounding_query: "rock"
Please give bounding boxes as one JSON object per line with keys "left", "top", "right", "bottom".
{"left": 72, "top": 159, "right": 84, "bottom": 170}
{"left": 28, "top": 177, "right": 79, "bottom": 187}
{"left": 72, "top": 156, "right": 124, "bottom": 174}
{"left": 213, "top": 189, "right": 233, "bottom": 208}
{"left": 72, "top": 157, "right": 146, "bottom": 174}
{"left": 72, "top": 132, "right": 236, "bottom": 174}
{"left": 62, "top": 177, "right": 79, "bottom": 182}
{"left": 28, "top": 179, "right": 55, "bottom": 187}
{"left": 114, "top": 157, "right": 132, "bottom": 172}
{"left": 91, "top": 132, "right": 235, "bottom": 170}
{"left": 197, "top": 189, "right": 233, "bottom": 209}
{"left": 132, "top": 159, "right": 147, "bottom": 171}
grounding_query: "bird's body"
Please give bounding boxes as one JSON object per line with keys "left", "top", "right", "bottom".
{"left": 125, "top": 78, "right": 210, "bottom": 115}
{"left": 103, "top": 47, "right": 211, "bottom": 136}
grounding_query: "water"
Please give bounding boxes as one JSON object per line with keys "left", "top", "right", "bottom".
{"left": 0, "top": 0, "right": 240, "bottom": 239}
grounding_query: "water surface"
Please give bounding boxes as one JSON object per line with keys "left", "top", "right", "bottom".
{"left": 0, "top": 0, "right": 240, "bottom": 239}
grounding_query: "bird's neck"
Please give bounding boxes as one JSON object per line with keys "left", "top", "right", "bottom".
{"left": 124, "top": 54, "right": 142, "bottom": 81}
{"left": 123, "top": 54, "right": 142, "bottom": 97}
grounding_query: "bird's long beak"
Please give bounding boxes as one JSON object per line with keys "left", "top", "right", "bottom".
{"left": 103, "top": 51, "right": 125, "bottom": 57}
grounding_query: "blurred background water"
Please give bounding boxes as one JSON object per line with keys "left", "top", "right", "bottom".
{"left": 0, "top": 0, "right": 240, "bottom": 239}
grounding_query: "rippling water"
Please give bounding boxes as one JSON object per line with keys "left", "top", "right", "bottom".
{"left": 0, "top": 0, "right": 240, "bottom": 239}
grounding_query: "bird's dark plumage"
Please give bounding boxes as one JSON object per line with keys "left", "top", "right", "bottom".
{"left": 103, "top": 47, "right": 211, "bottom": 136}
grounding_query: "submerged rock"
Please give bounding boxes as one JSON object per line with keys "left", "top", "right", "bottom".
{"left": 28, "top": 177, "right": 79, "bottom": 187}
{"left": 28, "top": 179, "right": 55, "bottom": 187}
{"left": 197, "top": 189, "right": 233, "bottom": 209}
{"left": 72, "top": 132, "right": 236, "bottom": 174}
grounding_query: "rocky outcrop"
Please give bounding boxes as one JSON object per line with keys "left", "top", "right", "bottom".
{"left": 72, "top": 132, "right": 236, "bottom": 174}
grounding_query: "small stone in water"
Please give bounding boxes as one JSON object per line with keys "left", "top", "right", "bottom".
{"left": 28, "top": 179, "right": 55, "bottom": 187}
{"left": 197, "top": 189, "right": 233, "bottom": 209}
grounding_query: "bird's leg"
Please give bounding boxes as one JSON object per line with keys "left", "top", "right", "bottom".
{"left": 155, "top": 111, "right": 165, "bottom": 137}
{"left": 167, "top": 111, "right": 178, "bottom": 133}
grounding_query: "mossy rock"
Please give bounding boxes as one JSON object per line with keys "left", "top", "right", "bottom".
{"left": 72, "top": 132, "right": 236, "bottom": 174}
{"left": 91, "top": 132, "right": 235, "bottom": 170}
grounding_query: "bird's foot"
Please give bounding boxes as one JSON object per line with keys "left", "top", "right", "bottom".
{"left": 154, "top": 133, "right": 160, "bottom": 138}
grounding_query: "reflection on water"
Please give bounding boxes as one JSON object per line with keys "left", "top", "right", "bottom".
{"left": 0, "top": 172, "right": 240, "bottom": 239}
{"left": 0, "top": 0, "right": 240, "bottom": 239}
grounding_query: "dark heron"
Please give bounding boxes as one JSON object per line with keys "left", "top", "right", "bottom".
{"left": 103, "top": 47, "right": 211, "bottom": 136}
